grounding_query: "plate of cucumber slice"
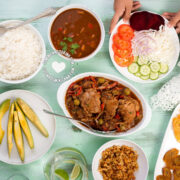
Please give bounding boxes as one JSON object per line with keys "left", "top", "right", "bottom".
{"left": 109, "top": 12, "right": 180, "bottom": 83}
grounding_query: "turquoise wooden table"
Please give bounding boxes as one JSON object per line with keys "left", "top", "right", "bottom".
{"left": 0, "top": 0, "right": 180, "bottom": 179}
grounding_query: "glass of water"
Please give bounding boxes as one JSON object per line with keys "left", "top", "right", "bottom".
{"left": 44, "top": 147, "right": 88, "bottom": 180}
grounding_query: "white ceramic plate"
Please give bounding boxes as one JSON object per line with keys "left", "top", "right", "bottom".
{"left": 154, "top": 104, "right": 180, "bottom": 179}
{"left": 0, "top": 90, "right": 56, "bottom": 165}
{"left": 57, "top": 72, "right": 152, "bottom": 137}
{"left": 109, "top": 12, "right": 180, "bottom": 83}
{"left": 0, "top": 20, "right": 46, "bottom": 84}
{"left": 92, "top": 139, "right": 149, "bottom": 180}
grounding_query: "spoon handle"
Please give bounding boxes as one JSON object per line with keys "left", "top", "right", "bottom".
{"left": 9, "top": 7, "right": 61, "bottom": 30}
{"left": 43, "top": 109, "right": 75, "bottom": 120}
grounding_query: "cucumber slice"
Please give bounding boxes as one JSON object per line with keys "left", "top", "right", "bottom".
{"left": 137, "top": 57, "right": 149, "bottom": 65}
{"left": 160, "top": 63, "right": 169, "bottom": 74}
{"left": 135, "top": 72, "right": 141, "bottom": 77}
{"left": 150, "top": 72, "right": 159, "bottom": 80}
{"left": 150, "top": 62, "right": 160, "bottom": 72}
{"left": 140, "top": 65, "right": 150, "bottom": 76}
{"left": 128, "top": 63, "right": 139, "bottom": 74}
{"left": 140, "top": 75, "right": 149, "bottom": 80}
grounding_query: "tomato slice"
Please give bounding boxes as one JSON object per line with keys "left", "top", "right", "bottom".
{"left": 113, "top": 34, "right": 131, "bottom": 50}
{"left": 114, "top": 55, "right": 134, "bottom": 67}
{"left": 118, "top": 24, "right": 134, "bottom": 41}
{"left": 112, "top": 44, "right": 132, "bottom": 58}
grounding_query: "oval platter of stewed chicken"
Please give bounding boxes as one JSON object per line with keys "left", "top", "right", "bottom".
{"left": 57, "top": 72, "right": 151, "bottom": 137}
{"left": 154, "top": 104, "right": 180, "bottom": 180}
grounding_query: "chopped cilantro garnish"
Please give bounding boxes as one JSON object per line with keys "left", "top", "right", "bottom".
{"left": 60, "top": 41, "right": 66, "bottom": 46}
{"left": 67, "top": 37, "right": 73, "bottom": 42}
{"left": 62, "top": 46, "right": 67, "bottom": 51}
{"left": 71, "top": 43, "right": 80, "bottom": 49}
{"left": 70, "top": 49, "right": 75, "bottom": 54}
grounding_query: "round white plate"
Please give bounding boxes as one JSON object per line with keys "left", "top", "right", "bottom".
{"left": 154, "top": 104, "right": 180, "bottom": 179}
{"left": 109, "top": 12, "right": 180, "bottom": 83}
{"left": 92, "top": 139, "right": 149, "bottom": 180}
{"left": 0, "top": 90, "right": 56, "bottom": 165}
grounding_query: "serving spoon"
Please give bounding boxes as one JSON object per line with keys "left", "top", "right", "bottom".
{"left": 43, "top": 109, "right": 116, "bottom": 134}
{"left": 0, "top": 7, "right": 61, "bottom": 37}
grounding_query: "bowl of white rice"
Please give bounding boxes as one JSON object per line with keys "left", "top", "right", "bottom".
{"left": 0, "top": 20, "right": 46, "bottom": 84}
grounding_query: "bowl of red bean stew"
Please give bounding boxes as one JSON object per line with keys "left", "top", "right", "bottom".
{"left": 48, "top": 4, "right": 105, "bottom": 61}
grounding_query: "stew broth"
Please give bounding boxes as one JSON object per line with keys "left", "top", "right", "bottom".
{"left": 51, "top": 8, "right": 101, "bottom": 59}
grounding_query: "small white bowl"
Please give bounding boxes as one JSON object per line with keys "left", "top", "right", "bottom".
{"left": 92, "top": 139, "right": 149, "bottom": 180}
{"left": 109, "top": 11, "right": 180, "bottom": 83}
{"left": 0, "top": 20, "right": 46, "bottom": 84}
{"left": 57, "top": 72, "right": 152, "bottom": 137}
{"left": 48, "top": 4, "right": 105, "bottom": 62}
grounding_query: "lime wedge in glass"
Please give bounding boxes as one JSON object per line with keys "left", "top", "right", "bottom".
{"left": 70, "top": 164, "right": 81, "bottom": 180}
{"left": 54, "top": 169, "right": 69, "bottom": 180}
{"left": 56, "top": 147, "right": 87, "bottom": 165}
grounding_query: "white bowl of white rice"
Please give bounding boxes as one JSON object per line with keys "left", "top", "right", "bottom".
{"left": 0, "top": 20, "right": 46, "bottom": 84}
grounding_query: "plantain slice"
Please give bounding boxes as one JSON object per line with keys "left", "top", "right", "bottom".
{"left": 163, "top": 148, "right": 179, "bottom": 169}
{"left": 173, "top": 115, "right": 180, "bottom": 143}
{"left": 14, "top": 111, "right": 24, "bottom": 162}
{"left": 0, "top": 99, "right": 10, "bottom": 144}
{"left": 16, "top": 98, "right": 49, "bottom": 137}
{"left": 15, "top": 102, "right": 34, "bottom": 149}
{"left": 7, "top": 103, "right": 14, "bottom": 157}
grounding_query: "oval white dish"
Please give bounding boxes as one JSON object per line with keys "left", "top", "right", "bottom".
{"left": 57, "top": 72, "right": 152, "bottom": 137}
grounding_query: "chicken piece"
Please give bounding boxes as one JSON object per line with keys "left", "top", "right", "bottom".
{"left": 81, "top": 80, "right": 93, "bottom": 89}
{"left": 101, "top": 92, "right": 119, "bottom": 119}
{"left": 80, "top": 89, "right": 101, "bottom": 114}
{"left": 118, "top": 96, "right": 140, "bottom": 125}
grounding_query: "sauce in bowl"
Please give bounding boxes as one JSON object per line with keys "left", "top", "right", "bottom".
{"left": 50, "top": 8, "right": 101, "bottom": 59}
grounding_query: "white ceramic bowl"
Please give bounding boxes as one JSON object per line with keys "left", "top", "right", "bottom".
{"left": 57, "top": 72, "right": 152, "bottom": 137}
{"left": 109, "top": 11, "right": 180, "bottom": 83}
{"left": 48, "top": 4, "right": 105, "bottom": 62}
{"left": 92, "top": 139, "right": 149, "bottom": 180}
{"left": 0, "top": 20, "right": 46, "bottom": 84}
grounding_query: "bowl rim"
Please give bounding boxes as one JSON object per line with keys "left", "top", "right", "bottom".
{"left": 48, "top": 4, "right": 105, "bottom": 62}
{"left": 92, "top": 139, "right": 149, "bottom": 180}
{"left": 0, "top": 20, "right": 46, "bottom": 84}
{"left": 57, "top": 72, "right": 152, "bottom": 137}
{"left": 109, "top": 10, "right": 180, "bottom": 84}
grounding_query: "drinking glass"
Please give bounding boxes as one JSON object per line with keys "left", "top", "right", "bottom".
{"left": 44, "top": 147, "right": 88, "bottom": 180}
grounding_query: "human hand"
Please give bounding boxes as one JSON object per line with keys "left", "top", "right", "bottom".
{"left": 109, "top": 0, "right": 141, "bottom": 34}
{"left": 162, "top": 10, "right": 180, "bottom": 33}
